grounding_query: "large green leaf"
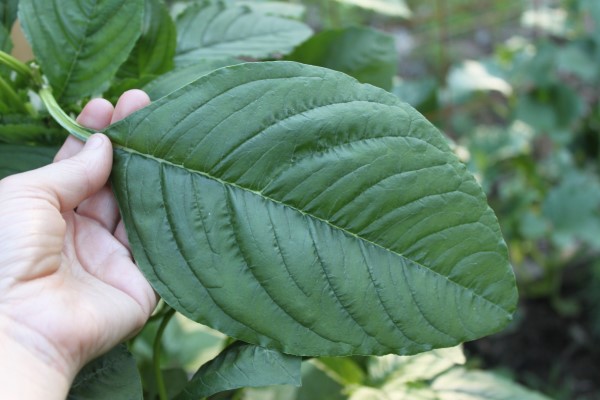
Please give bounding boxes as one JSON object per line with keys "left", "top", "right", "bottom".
{"left": 0, "top": 143, "right": 57, "bottom": 179}
{"left": 175, "top": 342, "right": 301, "bottom": 400}
{"left": 286, "top": 26, "right": 398, "bottom": 91}
{"left": 105, "top": 61, "right": 517, "bottom": 357}
{"left": 118, "top": 0, "right": 176, "bottom": 79}
{"left": 68, "top": 345, "right": 143, "bottom": 400}
{"left": 175, "top": 0, "right": 312, "bottom": 62}
{"left": 18, "top": 0, "right": 144, "bottom": 103}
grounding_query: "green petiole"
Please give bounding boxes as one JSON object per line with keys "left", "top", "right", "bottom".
{"left": 0, "top": 50, "right": 35, "bottom": 81}
{"left": 38, "top": 86, "right": 93, "bottom": 142}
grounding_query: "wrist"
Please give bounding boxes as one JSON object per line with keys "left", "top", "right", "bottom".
{"left": 0, "top": 317, "right": 73, "bottom": 399}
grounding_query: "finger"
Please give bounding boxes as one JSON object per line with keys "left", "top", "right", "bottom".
{"left": 77, "top": 98, "right": 115, "bottom": 130}
{"left": 114, "top": 220, "right": 130, "bottom": 248}
{"left": 111, "top": 89, "right": 150, "bottom": 124}
{"left": 54, "top": 98, "right": 114, "bottom": 162}
{"left": 8, "top": 134, "right": 113, "bottom": 212}
{"left": 54, "top": 136, "right": 84, "bottom": 163}
{"left": 77, "top": 91, "right": 149, "bottom": 229}
{"left": 76, "top": 186, "right": 120, "bottom": 231}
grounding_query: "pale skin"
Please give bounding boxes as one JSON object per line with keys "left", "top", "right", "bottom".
{"left": 0, "top": 90, "right": 157, "bottom": 399}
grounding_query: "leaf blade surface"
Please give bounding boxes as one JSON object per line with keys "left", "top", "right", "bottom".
{"left": 106, "top": 61, "right": 517, "bottom": 357}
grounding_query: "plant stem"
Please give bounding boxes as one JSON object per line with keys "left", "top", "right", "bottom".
{"left": 154, "top": 308, "right": 176, "bottom": 400}
{"left": 38, "top": 86, "right": 92, "bottom": 141}
{"left": 0, "top": 50, "right": 34, "bottom": 80}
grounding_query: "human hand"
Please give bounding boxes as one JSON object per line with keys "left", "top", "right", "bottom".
{"left": 0, "top": 90, "right": 156, "bottom": 398}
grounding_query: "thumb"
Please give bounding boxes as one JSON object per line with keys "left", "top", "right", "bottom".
{"left": 11, "top": 134, "right": 113, "bottom": 212}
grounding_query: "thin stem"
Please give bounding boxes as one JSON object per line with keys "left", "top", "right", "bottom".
{"left": 154, "top": 308, "right": 176, "bottom": 400}
{"left": 38, "top": 86, "right": 92, "bottom": 141}
{"left": 0, "top": 50, "right": 35, "bottom": 81}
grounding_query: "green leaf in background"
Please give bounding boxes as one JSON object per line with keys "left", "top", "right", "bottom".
{"left": 393, "top": 77, "right": 438, "bottom": 114}
{"left": 543, "top": 170, "right": 600, "bottom": 250}
{"left": 0, "top": 143, "right": 57, "bottom": 179}
{"left": 286, "top": 27, "right": 398, "bottom": 91}
{"left": 333, "top": 0, "right": 411, "bottom": 18}
{"left": 68, "top": 345, "right": 143, "bottom": 400}
{"left": 175, "top": 0, "right": 312, "bottom": 62}
{"left": 18, "top": 0, "right": 144, "bottom": 103}
{"left": 175, "top": 342, "right": 301, "bottom": 400}
{"left": 118, "top": 0, "right": 176, "bottom": 80}
{"left": 105, "top": 61, "right": 517, "bottom": 357}
{"left": 0, "top": 115, "right": 66, "bottom": 145}
{"left": 143, "top": 56, "right": 241, "bottom": 100}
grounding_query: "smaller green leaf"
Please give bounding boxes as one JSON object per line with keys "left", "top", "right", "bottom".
{"left": 19, "top": 0, "right": 144, "bottom": 102}
{"left": 143, "top": 57, "right": 241, "bottom": 100}
{"left": 0, "top": 143, "right": 57, "bottom": 179}
{"left": 175, "top": 342, "right": 302, "bottom": 400}
{"left": 68, "top": 345, "right": 143, "bottom": 400}
{"left": 286, "top": 27, "right": 398, "bottom": 90}
{"left": 175, "top": 0, "right": 312, "bottom": 62}
{"left": 118, "top": 0, "right": 177, "bottom": 79}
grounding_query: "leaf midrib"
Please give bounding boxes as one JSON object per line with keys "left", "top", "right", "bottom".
{"left": 112, "top": 142, "right": 510, "bottom": 317}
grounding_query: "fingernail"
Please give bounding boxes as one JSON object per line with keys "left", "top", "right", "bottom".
{"left": 86, "top": 134, "right": 104, "bottom": 149}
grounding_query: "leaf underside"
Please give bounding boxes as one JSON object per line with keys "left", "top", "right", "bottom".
{"left": 106, "top": 61, "right": 517, "bottom": 357}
